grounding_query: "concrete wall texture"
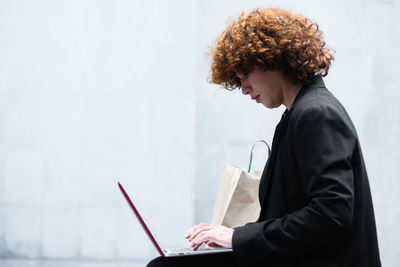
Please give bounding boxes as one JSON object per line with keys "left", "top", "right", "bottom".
{"left": 0, "top": 0, "right": 399, "bottom": 266}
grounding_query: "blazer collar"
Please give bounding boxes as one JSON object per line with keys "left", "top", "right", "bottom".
{"left": 289, "top": 76, "right": 326, "bottom": 111}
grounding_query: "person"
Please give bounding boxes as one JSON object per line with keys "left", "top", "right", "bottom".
{"left": 147, "top": 7, "right": 381, "bottom": 267}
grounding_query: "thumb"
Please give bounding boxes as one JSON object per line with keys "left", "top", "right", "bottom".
{"left": 206, "top": 241, "right": 221, "bottom": 247}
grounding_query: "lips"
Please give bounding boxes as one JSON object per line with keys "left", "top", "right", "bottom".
{"left": 251, "top": 95, "right": 260, "bottom": 102}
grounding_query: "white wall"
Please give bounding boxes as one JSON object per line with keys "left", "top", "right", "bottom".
{"left": 0, "top": 0, "right": 399, "bottom": 266}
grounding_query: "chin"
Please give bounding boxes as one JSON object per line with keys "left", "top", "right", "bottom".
{"left": 262, "top": 102, "right": 275, "bottom": 109}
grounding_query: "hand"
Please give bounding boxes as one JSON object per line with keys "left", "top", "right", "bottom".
{"left": 185, "top": 223, "right": 234, "bottom": 251}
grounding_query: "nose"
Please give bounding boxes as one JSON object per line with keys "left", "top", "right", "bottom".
{"left": 241, "top": 82, "right": 251, "bottom": 95}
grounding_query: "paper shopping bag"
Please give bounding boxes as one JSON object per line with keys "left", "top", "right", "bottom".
{"left": 211, "top": 140, "right": 270, "bottom": 228}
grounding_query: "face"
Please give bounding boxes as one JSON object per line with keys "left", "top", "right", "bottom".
{"left": 237, "top": 67, "right": 285, "bottom": 109}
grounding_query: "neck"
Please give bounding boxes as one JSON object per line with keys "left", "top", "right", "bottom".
{"left": 282, "top": 82, "right": 303, "bottom": 110}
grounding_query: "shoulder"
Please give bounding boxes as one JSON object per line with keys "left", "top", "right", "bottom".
{"left": 288, "top": 79, "right": 357, "bottom": 138}
{"left": 295, "top": 83, "right": 341, "bottom": 113}
{"left": 291, "top": 80, "right": 350, "bottom": 126}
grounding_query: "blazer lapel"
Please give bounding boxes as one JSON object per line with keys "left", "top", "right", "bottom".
{"left": 258, "top": 110, "right": 289, "bottom": 216}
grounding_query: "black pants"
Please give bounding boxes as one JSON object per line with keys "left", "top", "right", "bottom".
{"left": 147, "top": 252, "right": 242, "bottom": 267}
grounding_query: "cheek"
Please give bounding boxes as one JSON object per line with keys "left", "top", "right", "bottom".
{"left": 265, "top": 87, "right": 278, "bottom": 100}
{"left": 261, "top": 91, "right": 278, "bottom": 108}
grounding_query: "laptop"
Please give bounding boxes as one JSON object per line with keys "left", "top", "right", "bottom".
{"left": 118, "top": 182, "right": 233, "bottom": 257}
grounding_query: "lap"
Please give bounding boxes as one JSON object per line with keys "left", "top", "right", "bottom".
{"left": 147, "top": 252, "right": 241, "bottom": 267}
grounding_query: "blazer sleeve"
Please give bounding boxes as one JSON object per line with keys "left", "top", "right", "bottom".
{"left": 232, "top": 105, "right": 356, "bottom": 262}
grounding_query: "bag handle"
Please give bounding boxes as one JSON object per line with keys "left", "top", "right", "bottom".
{"left": 248, "top": 140, "right": 271, "bottom": 172}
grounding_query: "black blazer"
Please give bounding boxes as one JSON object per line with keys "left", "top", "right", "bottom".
{"left": 232, "top": 77, "right": 381, "bottom": 267}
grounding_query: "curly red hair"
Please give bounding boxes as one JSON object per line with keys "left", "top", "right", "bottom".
{"left": 210, "top": 8, "right": 334, "bottom": 90}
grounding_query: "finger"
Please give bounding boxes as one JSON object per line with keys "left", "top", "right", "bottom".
{"left": 191, "top": 234, "right": 212, "bottom": 251}
{"left": 190, "top": 236, "right": 204, "bottom": 250}
{"left": 191, "top": 242, "right": 203, "bottom": 251}
{"left": 185, "top": 223, "right": 210, "bottom": 239}
{"left": 186, "top": 226, "right": 200, "bottom": 239}
{"left": 188, "top": 225, "right": 213, "bottom": 241}
{"left": 191, "top": 231, "right": 213, "bottom": 249}
{"left": 186, "top": 224, "right": 205, "bottom": 240}
{"left": 185, "top": 226, "right": 196, "bottom": 238}
{"left": 190, "top": 238, "right": 200, "bottom": 250}
{"left": 192, "top": 227, "right": 231, "bottom": 249}
{"left": 206, "top": 241, "right": 221, "bottom": 247}
{"left": 185, "top": 224, "right": 202, "bottom": 238}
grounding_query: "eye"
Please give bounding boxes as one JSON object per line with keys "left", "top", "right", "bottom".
{"left": 237, "top": 72, "right": 248, "bottom": 81}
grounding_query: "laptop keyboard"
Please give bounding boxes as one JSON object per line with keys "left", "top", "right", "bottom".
{"left": 167, "top": 246, "right": 212, "bottom": 253}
